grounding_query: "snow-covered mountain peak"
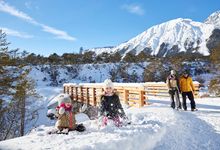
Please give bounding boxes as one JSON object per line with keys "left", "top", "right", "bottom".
{"left": 205, "top": 11, "right": 220, "bottom": 28}
{"left": 114, "top": 17, "right": 212, "bottom": 57}
{"left": 84, "top": 11, "right": 219, "bottom": 57}
{"left": 83, "top": 46, "right": 115, "bottom": 55}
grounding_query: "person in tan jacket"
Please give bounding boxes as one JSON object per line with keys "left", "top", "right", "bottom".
{"left": 166, "top": 70, "right": 181, "bottom": 110}
{"left": 179, "top": 70, "right": 197, "bottom": 111}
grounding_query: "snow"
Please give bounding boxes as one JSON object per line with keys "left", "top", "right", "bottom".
{"left": 29, "top": 86, "right": 63, "bottom": 128}
{"left": 83, "top": 47, "right": 115, "bottom": 56}
{"left": 204, "top": 11, "right": 220, "bottom": 29}
{"left": 0, "top": 94, "right": 220, "bottom": 150}
{"left": 63, "top": 83, "right": 77, "bottom": 86}
{"left": 28, "top": 63, "right": 149, "bottom": 86}
{"left": 1, "top": 54, "right": 219, "bottom": 149}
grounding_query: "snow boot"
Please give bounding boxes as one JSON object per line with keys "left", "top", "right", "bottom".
{"left": 75, "top": 123, "right": 86, "bottom": 132}
{"left": 191, "top": 108, "right": 198, "bottom": 111}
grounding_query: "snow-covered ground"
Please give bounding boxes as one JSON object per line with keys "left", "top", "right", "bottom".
{"left": 0, "top": 91, "right": 219, "bottom": 150}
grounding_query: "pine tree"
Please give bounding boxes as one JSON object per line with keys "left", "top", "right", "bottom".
{"left": 111, "top": 52, "right": 121, "bottom": 63}
{"left": 123, "top": 52, "right": 137, "bottom": 63}
{"left": 210, "top": 43, "right": 220, "bottom": 65}
{"left": 14, "top": 68, "right": 39, "bottom": 136}
{"left": 0, "top": 30, "right": 39, "bottom": 140}
{"left": 0, "top": 29, "right": 18, "bottom": 140}
{"left": 0, "top": 29, "right": 14, "bottom": 124}
{"left": 82, "top": 51, "right": 95, "bottom": 64}
{"left": 209, "top": 43, "right": 220, "bottom": 96}
{"left": 48, "top": 53, "right": 61, "bottom": 64}
{"left": 136, "top": 51, "right": 151, "bottom": 62}
{"left": 49, "top": 65, "right": 59, "bottom": 86}
{"left": 143, "top": 60, "right": 167, "bottom": 82}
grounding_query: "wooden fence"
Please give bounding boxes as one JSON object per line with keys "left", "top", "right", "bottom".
{"left": 143, "top": 82, "right": 200, "bottom": 98}
{"left": 63, "top": 82, "right": 200, "bottom": 108}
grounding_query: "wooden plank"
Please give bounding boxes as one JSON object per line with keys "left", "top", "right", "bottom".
{"left": 128, "top": 99, "right": 139, "bottom": 102}
{"left": 128, "top": 94, "right": 139, "bottom": 99}
{"left": 128, "top": 102, "right": 139, "bottom": 108}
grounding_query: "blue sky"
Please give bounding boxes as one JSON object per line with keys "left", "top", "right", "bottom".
{"left": 0, "top": 0, "right": 219, "bottom": 56}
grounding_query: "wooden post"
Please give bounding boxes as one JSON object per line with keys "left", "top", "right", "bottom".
{"left": 71, "top": 86, "right": 74, "bottom": 101}
{"left": 92, "top": 88, "right": 97, "bottom": 106}
{"left": 75, "top": 87, "right": 78, "bottom": 102}
{"left": 123, "top": 89, "right": 129, "bottom": 104}
{"left": 80, "top": 86, "right": 84, "bottom": 103}
{"left": 144, "top": 91, "right": 148, "bottom": 105}
{"left": 63, "top": 86, "right": 66, "bottom": 94}
{"left": 67, "top": 86, "right": 70, "bottom": 95}
{"left": 86, "top": 87, "right": 89, "bottom": 104}
{"left": 139, "top": 90, "right": 145, "bottom": 108}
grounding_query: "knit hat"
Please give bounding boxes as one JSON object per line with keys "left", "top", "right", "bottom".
{"left": 183, "top": 70, "right": 190, "bottom": 75}
{"left": 57, "top": 94, "right": 72, "bottom": 106}
{"left": 103, "top": 79, "right": 114, "bottom": 89}
{"left": 171, "top": 70, "right": 176, "bottom": 75}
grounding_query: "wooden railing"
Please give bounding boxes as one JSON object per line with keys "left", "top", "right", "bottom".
{"left": 143, "top": 82, "right": 200, "bottom": 98}
{"left": 63, "top": 82, "right": 200, "bottom": 108}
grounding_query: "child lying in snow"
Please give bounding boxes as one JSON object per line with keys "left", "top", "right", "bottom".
{"left": 99, "top": 79, "right": 129, "bottom": 127}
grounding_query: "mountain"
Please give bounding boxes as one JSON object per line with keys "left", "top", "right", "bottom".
{"left": 205, "top": 11, "right": 220, "bottom": 28}
{"left": 84, "top": 11, "right": 220, "bottom": 57}
{"left": 84, "top": 46, "right": 115, "bottom": 55}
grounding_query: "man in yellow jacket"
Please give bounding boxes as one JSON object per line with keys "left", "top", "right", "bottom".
{"left": 179, "top": 70, "right": 197, "bottom": 111}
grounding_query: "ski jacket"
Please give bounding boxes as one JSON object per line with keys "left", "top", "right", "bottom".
{"left": 99, "top": 93, "right": 126, "bottom": 119}
{"left": 179, "top": 75, "right": 195, "bottom": 92}
{"left": 166, "top": 75, "right": 180, "bottom": 91}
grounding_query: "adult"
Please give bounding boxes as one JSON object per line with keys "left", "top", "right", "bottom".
{"left": 179, "top": 70, "right": 197, "bottom": 111}
{"left": 166, "top": 70, "right": 181, "bottom": 110}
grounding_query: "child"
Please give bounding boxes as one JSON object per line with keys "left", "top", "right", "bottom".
{"left": 48, "top": 94, "right": 85, "bottom": 134}
{"left": 99, "top": 79, "right": 127, "bottom": 127}
{"left": 55, "top": 95, "right": 77, "bottom": 132}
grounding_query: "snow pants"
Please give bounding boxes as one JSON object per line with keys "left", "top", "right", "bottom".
{"left": 102, "top": 116, "right": 122, "bottom": 127}
{"left": 169, "top": 88, "right": 181, "bottom": 109}
{"left": 181, "top": 91, "right": 196, "bottom": 110}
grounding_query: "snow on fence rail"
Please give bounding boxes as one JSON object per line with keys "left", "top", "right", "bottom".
{"left": 63, "top": 82, "right": 200, "bottom": 108}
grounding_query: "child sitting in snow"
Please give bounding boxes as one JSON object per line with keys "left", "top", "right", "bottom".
{"left": 48, "top": 94, "right": 85, "bottom": 134}
{"left": 55, "top": 95, "right": 76, "bottom": 132}
{"left": 99, "top": 79, "right": 128, "bottom": 127}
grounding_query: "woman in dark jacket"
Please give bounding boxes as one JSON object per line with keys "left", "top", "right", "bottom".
{"left": 99, "top": 79, "right": 126, "bottom": 127}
